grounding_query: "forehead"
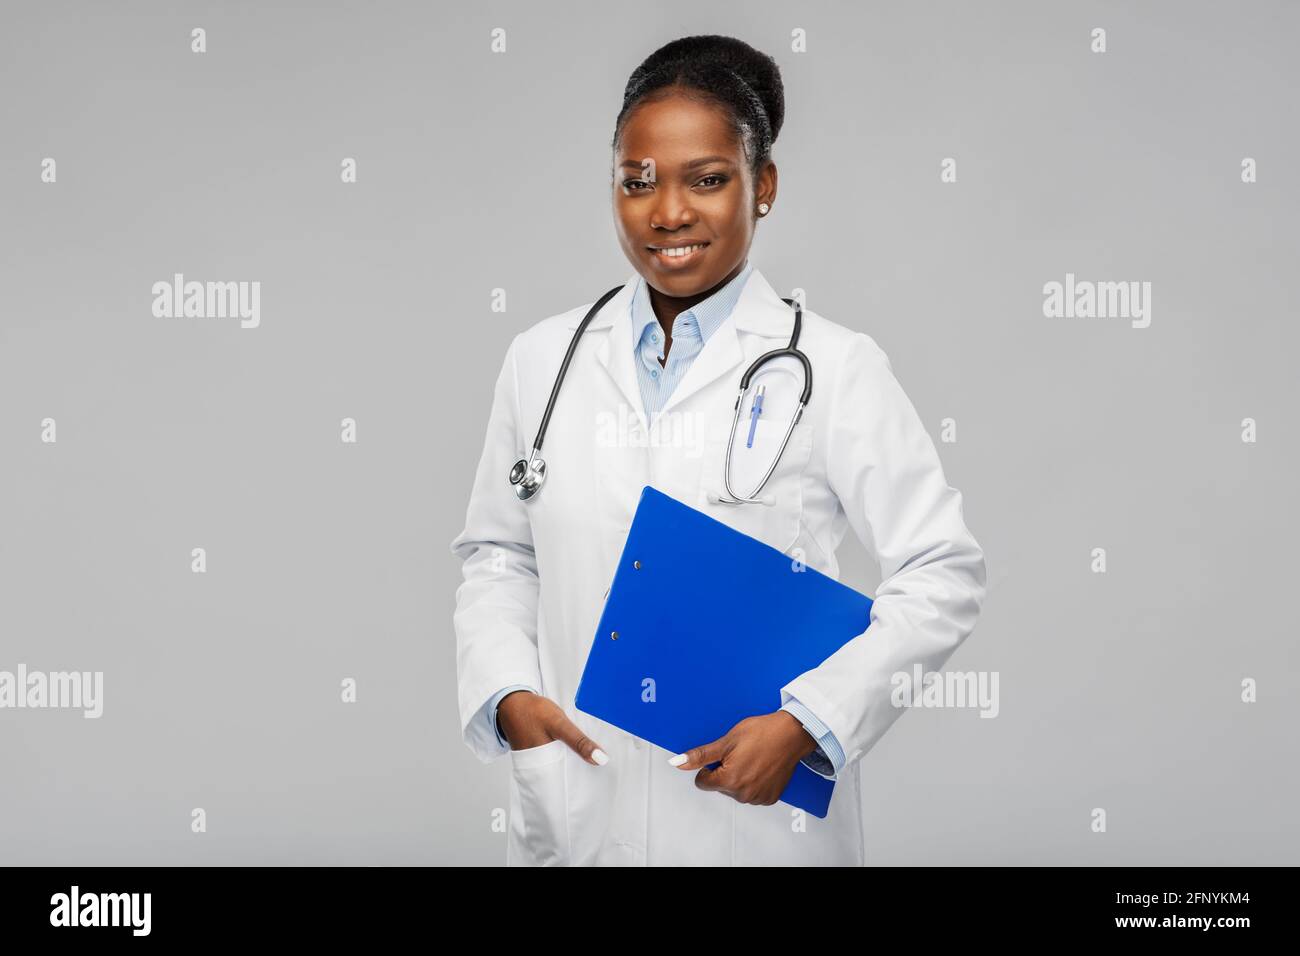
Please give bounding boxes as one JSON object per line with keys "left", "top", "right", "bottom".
{"left": 616, "top": 94, "right": 743, "bottom": 165}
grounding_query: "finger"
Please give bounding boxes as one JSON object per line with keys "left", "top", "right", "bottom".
{"left": 550, "top": 713, "right": 609, "bottom": 766}
{"left": 693, "top": 762, "right": 733, "bottom": 796}
{"left": 668, "top": 736, "right": 727, "bottom": 771}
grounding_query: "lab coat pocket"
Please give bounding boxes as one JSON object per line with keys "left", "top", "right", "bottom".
{"left": 507, "top": 738, "right": 571, "bottom": 866}
{"left": 699, "top": 417, "right": 813, "bottom": 554}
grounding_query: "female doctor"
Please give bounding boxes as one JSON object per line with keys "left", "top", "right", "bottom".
{"left": 450, "top": 35, "right": 987, "bottom": 866}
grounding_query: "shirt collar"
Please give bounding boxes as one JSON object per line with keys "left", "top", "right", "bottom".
{"left": 630, "top": 260, "right": 754, "bottom": 350}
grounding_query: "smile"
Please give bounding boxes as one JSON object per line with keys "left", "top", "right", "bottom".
{"left": 650, "top": 243, "right": 709, "bottom": 266}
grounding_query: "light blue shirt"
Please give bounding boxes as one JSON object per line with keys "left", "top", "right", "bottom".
{"left": 631, "top": 260, "right": 753, "bottom": 423}
{"left": 479, "top": 263, "right": 845, "bottom": 779}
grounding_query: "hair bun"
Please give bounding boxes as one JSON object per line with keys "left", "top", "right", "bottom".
{"left": 624, "top": 35, "right": 784, "bottom": 144}
{"left": 692, "top": 36, "right": 784, "bottom": 142}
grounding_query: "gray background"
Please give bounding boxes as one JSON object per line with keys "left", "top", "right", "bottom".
{"left": 1, "top": 0, "right": 1295, "bottom": 865}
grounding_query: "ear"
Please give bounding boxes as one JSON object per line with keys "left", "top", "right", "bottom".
{"left": 754, "top": 159, "right": 778, "bottom": 213}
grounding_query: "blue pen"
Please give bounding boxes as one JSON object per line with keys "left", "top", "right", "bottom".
{"left": 746, "top": 384, "right": 766, "bottom": 448}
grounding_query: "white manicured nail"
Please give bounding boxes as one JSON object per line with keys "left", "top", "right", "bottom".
{"left": 668, "top": 754, "right": 688, "bottom": 767}
{"left": 591, "top": 748, "right": 609, "bottom": 766}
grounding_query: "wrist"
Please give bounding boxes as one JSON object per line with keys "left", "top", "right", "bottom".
{"left": 496, "top": 690, "right": 535, "bottom": 740}
{"left": 777, "top": 709, "right": 819, "bottom": 758}
{"left": 499, "top": 689, "right": 534, "bottom": 711}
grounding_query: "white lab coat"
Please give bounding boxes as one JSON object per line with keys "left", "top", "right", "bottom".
{"left": 450, "top": 267, "right": 987, "bottom": 866}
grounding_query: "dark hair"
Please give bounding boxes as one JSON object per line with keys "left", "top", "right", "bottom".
{"left": 613, "top": 35, "right": 784, "bottom": 179}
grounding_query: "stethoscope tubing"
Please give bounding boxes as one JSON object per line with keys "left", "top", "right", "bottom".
{"left": 531, "top": 284, "right": 626, "bottom": 459}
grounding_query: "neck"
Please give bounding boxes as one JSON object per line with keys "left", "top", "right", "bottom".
{"left": 647, "top": 259, "right": 747, "bottom": 331}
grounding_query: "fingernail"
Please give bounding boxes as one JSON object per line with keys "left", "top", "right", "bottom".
{"left": 591, "top": 748, "right": 609, "bottom": 766}
{"left": 668, "top": 753, "right": 688, "bottom": 767}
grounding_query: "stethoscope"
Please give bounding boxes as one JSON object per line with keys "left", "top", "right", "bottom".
{"left": 509, "top": 284, "right": 812, "bottom": 505}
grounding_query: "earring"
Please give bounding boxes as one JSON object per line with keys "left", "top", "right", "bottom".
{"left": 757, "top": 202, "right": 770, "bottom": 215}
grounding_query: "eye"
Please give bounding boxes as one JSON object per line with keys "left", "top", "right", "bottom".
{"left": 622, "top": 179, "right": 651, "bottom": 191}
{"left": 697, "top": 174, "right": 727, "bottom": 188}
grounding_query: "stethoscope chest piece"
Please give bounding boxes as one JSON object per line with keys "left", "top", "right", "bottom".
{"left": 509, "top": 454, "right": 546, "bottom": 500}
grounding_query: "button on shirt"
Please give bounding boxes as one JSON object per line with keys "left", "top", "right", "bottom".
{"left": 482, "top": 262, "right": 845, "bottom": 779}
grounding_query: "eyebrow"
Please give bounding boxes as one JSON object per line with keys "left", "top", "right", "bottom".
{"left": 618, "top": 156, "right": 736, "bottom": 170}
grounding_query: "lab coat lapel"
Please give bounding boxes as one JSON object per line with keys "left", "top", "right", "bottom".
{"left": 587, "top": 276, "right": 648, "bottom": 435}
{"left": 658, "top": 267, "right": 794, "bottom": 418}
{"left": 566, "top": 276, "right": 647, "bottom": 580}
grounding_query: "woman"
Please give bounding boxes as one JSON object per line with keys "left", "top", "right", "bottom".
{"left": 450, "top": 35, "right": 987, "bottom": 866}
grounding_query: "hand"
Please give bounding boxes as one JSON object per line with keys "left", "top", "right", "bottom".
{"left": 497, "top": 691, "right": 609, "bottom": 766}
{"left": 670, "top": 711, "right": 817, "bottom": 806}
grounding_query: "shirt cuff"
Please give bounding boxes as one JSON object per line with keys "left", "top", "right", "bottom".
{"left": 488, "top": 684, "right": 537, "bottom": 748}
{"left": 781, "top": 697, "right": 845, "bottom": 779}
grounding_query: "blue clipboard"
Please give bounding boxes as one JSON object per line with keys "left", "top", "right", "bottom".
{"left": 574, "top": 485, "right": 874, "bottom": 818}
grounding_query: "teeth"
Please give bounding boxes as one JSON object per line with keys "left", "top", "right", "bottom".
{"left": 657, "top": 244, "right": 705, "bottom": 258}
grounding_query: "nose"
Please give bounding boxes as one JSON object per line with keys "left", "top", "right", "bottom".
{"left": 649, "top": 183, "right": 698, "bottom": 231}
